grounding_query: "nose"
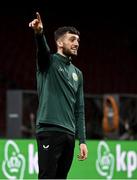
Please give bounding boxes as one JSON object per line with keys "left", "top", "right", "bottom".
{"left": 74, "top": 40, "right": 79, "bottom": 46}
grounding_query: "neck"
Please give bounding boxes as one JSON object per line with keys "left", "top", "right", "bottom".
{"left": 57, "top": 50, "right": 70, "bottom": 59}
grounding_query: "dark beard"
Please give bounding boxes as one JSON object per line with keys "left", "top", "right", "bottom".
{"left": 62, "top": 48, "right": 77, "bottom": 58}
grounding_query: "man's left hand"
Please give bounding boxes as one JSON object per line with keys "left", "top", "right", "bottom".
{"left": 77, "top": 143, "right": 88, "bottom": 160}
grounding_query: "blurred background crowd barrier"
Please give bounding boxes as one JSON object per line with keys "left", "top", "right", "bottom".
{"left": 85, "top": 93, "right": 137, "bottom": 140}
{"left": 1, "top": 90, "right": 137, "bottom": 141}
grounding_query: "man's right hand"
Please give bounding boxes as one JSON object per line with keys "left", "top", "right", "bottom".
{"left": 29, "top": 12, "right": 43, "bottom": 34}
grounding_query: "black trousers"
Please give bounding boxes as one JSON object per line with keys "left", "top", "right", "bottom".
{"left": 36, "top": 131, "right": 75, "bottom": 179}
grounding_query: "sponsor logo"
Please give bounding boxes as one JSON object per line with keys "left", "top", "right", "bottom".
{"left": 96, "top": 141, "right": 114, "bottom": 179}
{"left": 2, "top": 140, "right": 26, "bottom": 179}
{"left": 2, "top": 140, "right": 39, "bottom": 179}
{"left": 96, "top": 141, "right": 137, "bottom": 179}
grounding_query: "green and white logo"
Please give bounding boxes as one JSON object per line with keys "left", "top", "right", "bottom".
{"left": 96, "top": 141, "right": 114, "bottom": 180}
{"left": 2, "top": 140, "right": 26, "bottom": 179}
{"left": 96, "top": 141, "right": 137, "bottom": 179}
{"left": 72, "top": 72, "right": 78, "bottom": 81}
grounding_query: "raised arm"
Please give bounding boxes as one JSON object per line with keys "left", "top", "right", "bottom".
{"left": 29, "top": 12, "right": 43, "bottom": 34}
{"left": 29, "top": 12, "right": 51, "bottom": 72}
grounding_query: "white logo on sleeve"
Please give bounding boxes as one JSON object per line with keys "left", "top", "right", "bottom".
{"left": 96, "top": 141, "right": 114, "bottom": 180}
{"left": 2, "top": 140, "right": 26, "bottom": 179}
{"left": 58, "top": 66, "right": 64, "bottom": 72}
{"left": 72, "top": 72, "right": 78, "bottom": 81}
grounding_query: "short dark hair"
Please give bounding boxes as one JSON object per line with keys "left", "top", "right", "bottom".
{"left": 54, "top": 26, "right": 80, "bottom": 41}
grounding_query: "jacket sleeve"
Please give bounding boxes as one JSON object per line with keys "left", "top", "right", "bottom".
{"left": 35, "top": 32, "right": 51, "bottom": 73}
{"left": 75, "top": 72, "right": 86, "bottom": 144}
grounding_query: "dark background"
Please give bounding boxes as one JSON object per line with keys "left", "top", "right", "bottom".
{"left": 0, "top": 1, "right": 137, "bottom": 136}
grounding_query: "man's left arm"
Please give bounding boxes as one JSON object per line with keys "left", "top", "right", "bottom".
{"left": 75, "top": 72, "right": 88, "bottom": 160}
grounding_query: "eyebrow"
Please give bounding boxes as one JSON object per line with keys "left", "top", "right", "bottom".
{"left": 69, "top": 35, "right": 80, "bottom": 41}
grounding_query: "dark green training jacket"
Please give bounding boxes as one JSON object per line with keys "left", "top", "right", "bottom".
{"left": 35, "top": 33, "right": 86, "bottom": 144}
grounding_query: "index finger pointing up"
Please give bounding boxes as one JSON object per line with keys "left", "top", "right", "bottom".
{"left": 36, "top": 12, "right": 42, "bottom": 22}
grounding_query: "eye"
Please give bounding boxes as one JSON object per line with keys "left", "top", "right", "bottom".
{"left": 70, "top": 37, "right": 76, "bottom": 42}
{"left": 77, "top": 38, "right": 80, "bottom": 43}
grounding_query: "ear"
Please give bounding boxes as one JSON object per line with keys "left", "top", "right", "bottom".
{"left": 56, "top": 39, "right": 63, "bottom": 47}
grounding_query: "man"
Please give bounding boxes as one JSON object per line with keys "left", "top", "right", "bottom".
{"left": 29, "top": 12, "right": 88, "bottom": 179}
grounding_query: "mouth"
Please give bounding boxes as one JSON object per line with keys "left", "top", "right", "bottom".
{"left": 71, "top": 48, "right": 78, "bottom": 51}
